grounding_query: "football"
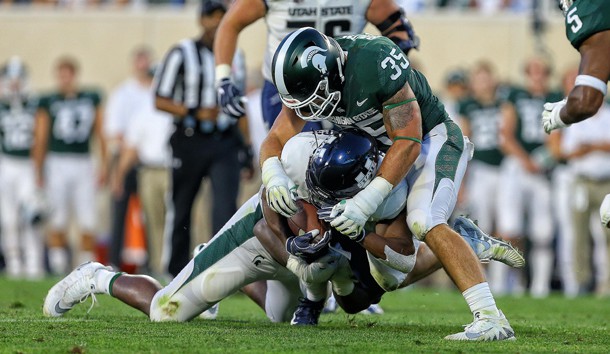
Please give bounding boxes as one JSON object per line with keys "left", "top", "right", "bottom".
{"left": 287, "top": 199, "right": 328, "bottom": 236}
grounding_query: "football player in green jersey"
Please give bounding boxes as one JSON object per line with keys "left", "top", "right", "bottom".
{"left": 499, "top": 57, "right": 562, "bottom": 298}
{"left": 260, "top": 27, "right": 515, "bottom": 341}
{"left": 0, "top": 57, "right": 45, "bottom": 279}
{"left": 542, "top": 0, "right": 610, "bottom": 228}
{"left": 33, "top": 57, "right": 108, "bottom": 275}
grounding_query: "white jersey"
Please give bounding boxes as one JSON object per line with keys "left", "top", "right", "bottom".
{"left": 281, "top": 131, "right": 407, "bottom": 221}
{"left": 262, "top": 0, "right": 371, "bottom": 82}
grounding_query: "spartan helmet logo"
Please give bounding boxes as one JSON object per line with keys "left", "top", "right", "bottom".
{"left": 300, "top": 46, "right": 328, "bottom": 75}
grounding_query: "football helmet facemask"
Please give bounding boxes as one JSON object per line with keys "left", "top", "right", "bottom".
{"left": 271, "top": 27, "right": 345, "bottom": 121}
{"left": 306, "top": 129, "right": 380, "bottom": 208}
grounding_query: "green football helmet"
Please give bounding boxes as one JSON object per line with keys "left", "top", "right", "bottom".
{"left": 271, "top": 27, "right": 345, "bottom": 121}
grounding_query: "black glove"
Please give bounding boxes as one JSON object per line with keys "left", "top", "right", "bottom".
{"left": 286, "top": 230, "right": 331, "bottom": 263}
{"left": 217, "top": 77, "right": 246, "bottom": 118}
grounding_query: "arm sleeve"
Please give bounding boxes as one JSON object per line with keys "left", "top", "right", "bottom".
{"left": 153, "top": 46, "right": 184, "bottom": 99}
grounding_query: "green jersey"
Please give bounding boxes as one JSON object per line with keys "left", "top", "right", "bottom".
{"left": 37, "top": 89, "right": 101, "bottom": 154}
{"left": 565, "top": 0, "right": 610, "bottom": 56}
{"left": 504, "top": 86, "right": 563, "bottom": 153}
{"left": 332, "top": 34, "right": 450, "bottom": 151}
{"left": 0, "top": 97, "right": 38, "bottom": 157}
{"left": 458, "top": 97, "right": 503, "bottom": 166}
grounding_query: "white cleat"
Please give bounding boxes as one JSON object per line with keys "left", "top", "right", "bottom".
{"left": 453, "top": 216, "right": 525, "bottom": 268}
{"left": 445, "top": 310, "right": 516, "bottom": 341}
{"left": 43, "top": 261, "right": 109, "bottom": 317}
{"left": 323, "top": 294, "right": 338, "bottom": 314}
{"left": 360, "top": 303, "right": 384, "bottom": 315}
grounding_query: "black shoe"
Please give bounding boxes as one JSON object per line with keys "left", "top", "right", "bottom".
{"left": 290, "top": 298, "right": 325, "bottom": 325}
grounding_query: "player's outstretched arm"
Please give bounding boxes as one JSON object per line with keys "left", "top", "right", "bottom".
{"left": 214, "top": 0, "right": 265, "bottom": 71}
{"left": 260, "top": 107, "right": 306, "bottom": 217}
{"left": 562, "top": 31, "right": 610, "bottom": 124}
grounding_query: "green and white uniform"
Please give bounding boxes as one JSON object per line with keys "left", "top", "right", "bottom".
{"left": 497, "top": 87, "right": 561, "bottom": 243}
{"left": 0, "top": 97, "right": 44, "bottom": 278}
{"left": 458, "top": 97, "right": 504, "bottom": 233}
{"left": 564, "top": 0, "right": 610, "bottom": 52}
{"left": 149, "top": 131, "right": 416, "bottom": 321}
{"left": 328, "top": 34, "right": 473, "bottom": 240}
{"left": 37, "top": 89, "right": 102, "bottom": 231}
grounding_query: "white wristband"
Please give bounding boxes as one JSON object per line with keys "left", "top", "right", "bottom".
{"left": 353, "top": 176, "right": 393, "bottom": 214}
{"left": 215, "top": 64, "right": 232, "bottom": 85}
{"left": 575, "top": 75, "right": 608, "bottom": 96}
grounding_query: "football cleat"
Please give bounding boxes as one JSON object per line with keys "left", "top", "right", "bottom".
{"left": 290, "top": 298, "right": 325, "bottom": 325}
{"left": 200, "top": 303, "right": 219, "bottom": 320}
{"left": 360, "top": 303, "right": 385, "bottom": 315}
{"left": 43, "top": 261, "right": 109, "bottom": 317}
{"left": 453, "top": 216, "right": 525, "bottom": 268}
{"left": 444, "top": 310, "right": 516, "bottom": 341}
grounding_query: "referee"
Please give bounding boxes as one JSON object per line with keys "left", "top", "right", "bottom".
{"left": 153, "top": 0, "right": 251, "bottom": 276}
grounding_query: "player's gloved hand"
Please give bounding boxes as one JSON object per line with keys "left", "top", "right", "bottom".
{"left": 542, "top": 98, "right": 569, "bottom": 134}
{"left": 398, "top": 18, "right": 420, "bottom": 54}
{"left": 285, "top": 250, "right": 341, "bottom": 283}
{"left": 285, "top": 229, "right": 331, "bottom": 263}
{"left": 318, "top": 177, "right": 393, "bottom": 239}
{"left": 217, "top": 77, "right": 246, "bottom": 118}
{"left": 262, "top": 157, "right": 298, "bottom": 217}
{"left": 600, "top": 194, "right": 610, "bottom": 228}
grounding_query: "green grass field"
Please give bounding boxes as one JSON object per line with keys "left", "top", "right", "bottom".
{"left": 2, "top": 277, "right": 609, "bottom": 353}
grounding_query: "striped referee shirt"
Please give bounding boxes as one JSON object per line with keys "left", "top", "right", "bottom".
{"left": 153, "top": 38, "right": 246, "bottom": 113}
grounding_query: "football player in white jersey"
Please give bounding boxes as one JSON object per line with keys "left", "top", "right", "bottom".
{"left": 0, "top": 57, "right": 45, "bottom": 279}
{"left": 43, "top": 129, "right": 521, "bottom": 324}
{"left": 214, "top": 0, "right": 419, "bottom": 130}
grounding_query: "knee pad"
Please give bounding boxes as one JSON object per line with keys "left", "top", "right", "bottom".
{"left": 407, "top": 209, "right": 430, "bottom": 241}
{"left": 199, "top": 266, "right": 246, "bottom": 304}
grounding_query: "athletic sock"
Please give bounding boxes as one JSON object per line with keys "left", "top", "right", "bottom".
{"left": 94, "top": 269, "right": 122, "bottom": 296}
{"left": 463, "top": 282, "right": 500, "bottom": 318}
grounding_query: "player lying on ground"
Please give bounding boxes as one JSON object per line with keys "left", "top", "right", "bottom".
{"left": 262, "top": 27, "right": 516, "bottom": 340}
{"left": 43, "top": 130, "right": 522, "bottom": 331}
{"left": 542, "top": 0, "right": 610, "bottom": 227}
{"left": 256, "top": 129, "right": 523, "bottom": 327}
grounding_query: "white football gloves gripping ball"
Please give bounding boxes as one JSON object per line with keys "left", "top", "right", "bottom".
{"left": 286, "top": 251, "right": 341, "bottom": 284}
{"left": 601, "top": 194, "right": 610, "bottom": 229}
{"left": 319, "top": 177, "right": 393, "bottom": 239}
{"left": 261, "top": 157, "right": 298, "bottom": 217}
{"left": 542, "top": 98, "right": 569, "bottom": 134}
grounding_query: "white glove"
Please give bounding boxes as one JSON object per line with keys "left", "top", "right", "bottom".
{"left": 285, "top": 251, "right": 341, "bottom": 284}
{"left": 601, "top": 194, "right": 610, "bottom": 228}
{"left": 542, "top": 98, "right": 569, "bottom": 134}
{"left": 261, "top": 157, "right": 298, "bottom": 217}
{"left": 319, "top": 177, "right": 393, "bottom": 238}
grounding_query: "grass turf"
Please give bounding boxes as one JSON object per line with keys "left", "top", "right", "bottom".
{"left": 1, "top": 277, "right": 609, "bottom": 353}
